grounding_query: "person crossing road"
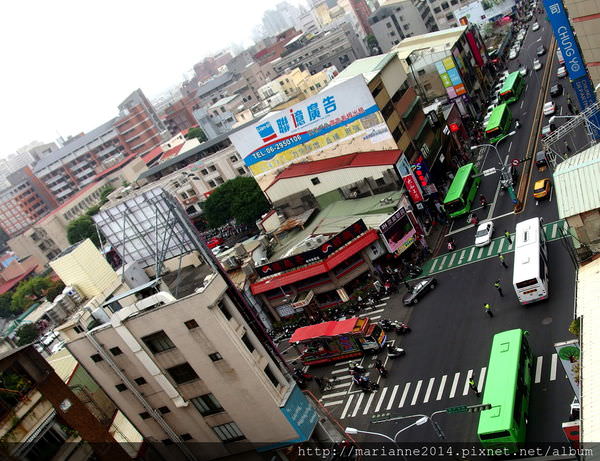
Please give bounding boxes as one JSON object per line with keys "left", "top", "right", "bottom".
{"left": 498, "top": 253, "right": 508, "bottom": 269}
{"left": 504, "top": 230, "right": 513, "bottom": 245}
{"left": 483, "top": 303, "right": 494, "bottom": 317}
{"left": 469, "top": 377, "right": 481, "bottom": 397}
{"left": 494, "top": 280, "right": 504, "bottom": 297}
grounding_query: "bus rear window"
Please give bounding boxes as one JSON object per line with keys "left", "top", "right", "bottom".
{"left": 516, "top": 278, "right": 537, "bottom": 289}
{"left": 480, "top": 430, "right": 511, "bottom": 440}
{"left": 444, "top": 199, "right": 464, "bottom": 213}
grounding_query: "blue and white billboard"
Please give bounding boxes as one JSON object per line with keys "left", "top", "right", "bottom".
{"left": 543, "top": 0, "right": 586, "bottom": 81}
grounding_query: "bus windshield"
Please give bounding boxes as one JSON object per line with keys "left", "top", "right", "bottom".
{"left": 443, "top": 163, "right": 481, "bottom": 218}
{"left": 485, "top": 104, "right": 512, "bottom": 143}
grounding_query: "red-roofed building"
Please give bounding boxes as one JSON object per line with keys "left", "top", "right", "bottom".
{"left": 264, "top": 150, "right": 404, "bottom": 208}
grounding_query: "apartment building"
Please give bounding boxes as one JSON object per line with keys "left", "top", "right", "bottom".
{"left": 161, "top": 95, "right": 202, "bottom": 136}
{"left": 427, "top": 0, "right": 474, "bottom": 29}
{"left": 369, "top": 0, "right": 438, "bottom": 52}
{"left": 258, "top": 67, "right": 334, "bottom": 109}
{"left": 0, "top": 167, "right": 59, "bottom": 238}
{"left": 52, "top": 189, "right": 318, "bottom": 460}
{"left": 272, "top": 23, "right": 367, "bottom": 75}
{"left": 34, "top": 89, "right": 163, "bottom": 204}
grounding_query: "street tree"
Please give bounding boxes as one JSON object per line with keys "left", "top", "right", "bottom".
{"left": 0, "top": 293, "right": 13, "bottom": 318}
{"left": 185, "top": 127, "right": 207, "bottom": 142}
{"left": 10, "top": 277, "right": 52, "bottom": 313}
{"left": 15, "top": 323, "right": 40, "bottom": 346}
{"left": 202, "top": 177, "right": 270, "bottom": 228}
{"left": 67, "top": 215, "right": 101, "bottom": 247}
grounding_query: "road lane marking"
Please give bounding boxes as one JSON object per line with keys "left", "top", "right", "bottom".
{"left": 550, "top": 353, "right": 557, "bottom": 381}
{"left": 458, "top": 249, "right": 466, "bottom": 263}
{"left": 370, "top": 315, "right": 381, "bottom": 320}
{"left": 423, "top": 378, "right": 435, "bottom": 403}
{"left": 381, "top": 296, "right": 391, "bottom": 301}
{"left": 332, "top": 368, "right": 349, "bottom": 375}
{"left": 399, "top": 383, "right": 411, "bottom": 408}
{"left": 449, "top": 253, "right": 457, "bottom": 266}
{"left": 508, "top": 141, "right": 513, "bottom": 152}
{"left": 463, "top": 369, "right": 474, "bottom": 396}
{"left": 374, "top": 387, "right": 388, "bottom": 412}
{"left": 535, "top": 356, "right": 543, "bottom": 383}
{"left": 363, "top": 392, "right": 376, "bottom": 415}
{"left": 341, "top": 395, "right": 354, "bottom": 419}
{"left": 335, "top": 360, "right": 353, "bottom": 367}
{"left": 430, "top": 258, "right": 439, "bottom": 272}
{"left": 322, "top": 390, "right": 350, "bottom": 399}
{"left": 366, "top": 309, "right": 385, "bottom": 315}
{"left": 351, "top": 393, "right": 364, "bottom": 417}
{"left": 520, "top": 99, "right": 525, "bottom": 109}
{"left": 333, "top": 383, "right": 350, "bottom": 389}
{"left": 436, "top": 375, "right": 447, "bottom": 401}
{"left": 477, "top": 367, "right": 487, "bottom": 393}
{"left": 386, "top": 385, "right": 400, "bottom": 410}
{"left": 323, "top": 400, "right": 344, "bottom": 407}
{"left": 450, "top": 372, "right": 460, "bottom": 398}
{"left": 487, "top": 240, "right": 497, "bottom": 256}
{"left": 336, "top": 374, "right": 353, "bottom": 381}
{"left": 411, "top": 380, "right": 423, "bottom": 405}
{"left": 439, "top": 255, "right": 447, "bottom": 269}
{"left": 477, "top": 247, "right": 484, "bottom": 259}
{"left": 552, "top": 223, "right": 558, "bottom": 239}
{"left": 467, "top": 247, "right": 475, "bottom": 261}
{"left": 375, "top": 303, "right": 387, "bottom": 308}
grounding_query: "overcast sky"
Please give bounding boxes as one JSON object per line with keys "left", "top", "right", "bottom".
{"left": 0, "top": 0, "right": 303, "bottom": 156}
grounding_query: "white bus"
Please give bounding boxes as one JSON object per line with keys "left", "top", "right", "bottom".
{"left": 512, "top": 217, "right": 549, "bottom": 304}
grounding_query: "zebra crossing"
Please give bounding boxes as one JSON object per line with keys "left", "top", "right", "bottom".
{"left": 319, "top": 353, "right": 562, "bottom": 419}
{"left": 421, "top": 219, "right": 568, "bottom": 277}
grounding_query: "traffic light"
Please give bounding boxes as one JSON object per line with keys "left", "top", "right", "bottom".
{"left": 467, "top": 404, "right": 492, "bottom": 413}
{"left": 371, "top": 412, "right": 392, "bottom": 423}
{"left": 449, "top": 122, "right": 460, "bottom": 133}
{"left": 446, "top": 405, "right": 468, "bottom": 414}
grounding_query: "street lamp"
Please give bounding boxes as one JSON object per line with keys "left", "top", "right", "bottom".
{"left": 345, "top": 416, "right": 428, "bottom": 445}
{"left": 471, "top": 139, "right": 518, "bottom": 204}
{"left": 526, "top": 38, "right": 543, "bottom": 86}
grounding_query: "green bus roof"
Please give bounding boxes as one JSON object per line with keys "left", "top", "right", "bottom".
{"left": 443, "top": 163, "right": 475, "bottom": 204}
{"left": 500, "top": 71, "right": 520, "bottom": 95}
{"left": 485, "top": 103, "right": 510, "bottom": 132}
{"left": 478, "top": 328, "right": 524, "bottom": 435}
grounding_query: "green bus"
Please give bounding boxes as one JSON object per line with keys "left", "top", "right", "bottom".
{"left": 499, "top": 71, "right": 525, "bottom": 104}
{"left": 485, "top": 103, "right": 512, "bottom": 144}
{"left": 477, "top": 329, "right": 534, "bottom": 449}
{"left": 442, "top": 163, "right": 481, "bottom": 218}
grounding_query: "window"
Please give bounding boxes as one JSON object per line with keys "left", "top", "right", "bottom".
{"left": 91, "top": 354, "right": 103, "bottom": 363}
{"left": 109, "top": 347, "right": 123, "bottom": 356}
{"left": 191, "top": 393, "right": 224, "bottom": 416}
{"left": 209, "top": 165, "right": 217, "bottom": 172}
{"left": 386, "top": 22, "right": 392, "bottom": 28}
{"left": 134, "top": 377, "right": 147, "bottom": 385}
{"left": 237, "top": 167, "right": 246, "bottom": 175}
{"left": 140, "top": 412, "right": 151, "bottom": 420}
{"left": 184, "top": 319, "right": 199, "bottom": 329}
{"left": 209, "top": 352, "right": 223, "bottom": 362}
{"left": 212, "top": 422, "right": 245, "bottom": 443}
{"left": 219, "top": 300, "right": 232, "bottom": 320}
{"left": 74, "top": 325, "right": 84, "bottom": 334}
{"left": 264, "top": 366, "right": 279, "bottom": 387}
{"left": 215, "top": 177, "right": 224, "bottom": 185}
{"left": 181, "top": 433, "right": 193, "bottom": 441}
{"left": 158, "top": 406, "right": 171, "bottom": 414}
{"left": 311, "top": 177, "right": 320, "bottom": 185}
{"left": 446, "top": 13, "right": 454, "bottom": 20}
{"left": 166, "top": 363, "right": 199, "bottom": 384}
{"left": 392, "top": 126, "right": 403, "bottom": 142}
{"left": 441, "top": 1, "right": 449, "bottom": 8}
{"left": 201, "top": 169, "right": 209, "bottom": 175}
{"left": 115, "top": 383, "right": 127, "bottom": 392}
{"left": 451, "top": 0, "right": 458, "bottom": 4}
{"left": 241, "top": 334, "right": 255, "bottom": 353}
{"left": 229, "top": 155, "right": 238, "bottom": 163}
{"left": 418, "top": 69, "right": 426, "bottom": 76}
{"left": 208, "top": 180, "right": 216, "bottom": 188}
{"left": 403, "top": 24, "right": 410, "bottom": 30}
{"left": 390, "top": 31, "right": 396, "bottom": 37}
{"left": 433, "top": 6, "right": 441, "bottom": 12}
{"left": 142, "top": 331, "right": 175, "bottom": 354}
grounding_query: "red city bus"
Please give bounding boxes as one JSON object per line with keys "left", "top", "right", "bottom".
{"left": 289, "top": 317, "right": 386, "bottom": 366}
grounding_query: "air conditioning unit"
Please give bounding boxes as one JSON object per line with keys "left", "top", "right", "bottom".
{"left": 63, "top": 286, "right": 84, "bottom": 305}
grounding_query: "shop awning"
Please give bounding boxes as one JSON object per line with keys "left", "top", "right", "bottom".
{"left": 414, "top": 118, "right": 429, "bottom": 140}
{"left": 250, "top": 229, "right": 379, "bottom": 295}
{"left": 290, "top": 317, "right": 359, "bottom": 343}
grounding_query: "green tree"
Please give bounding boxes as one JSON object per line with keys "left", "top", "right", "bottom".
{"left": 185, "top": 127, "right": 207, "bottom": 143}
{"left": 202, "top": 177, "right": 270, "bottom": 228}
{"left": 85, "top": 204, "right": 101, "bottom": 216}
{"left": 45, "top": 281, "right": 65, "bottom": 302}
{"left": 11, "top": 277, "right": 52, "bottom": 313}
{"left": 0, "top": 293, "right": 13, "bottom": 318}
{"left": 99, "top": 185, "right": 116, "bottom": 204}
{"left": 67, "top": 215, "right": 100, "bottom": 247}
{"left": 15, "top": 323, "right": 40, "bottom": 346}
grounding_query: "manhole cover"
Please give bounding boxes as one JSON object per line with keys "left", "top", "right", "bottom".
{"left": 542, "top": 317, "right": 553, "bottom": 325}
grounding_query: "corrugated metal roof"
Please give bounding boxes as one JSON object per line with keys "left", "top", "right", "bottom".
{"left": 330, "top": 53, "right": 397, "bottom": 86}
{"left": 554, "top": 144, "right": 600, "bottom": 218}
{"left": 576, "top": 256, "right": 600, "bottom": 443}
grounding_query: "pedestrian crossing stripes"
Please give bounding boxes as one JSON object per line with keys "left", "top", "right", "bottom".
{"left": 420, "top": 220, "right": 568, "bottom": 277}
{"left": 326, "top": 353, "right": 563, "bottom": 418}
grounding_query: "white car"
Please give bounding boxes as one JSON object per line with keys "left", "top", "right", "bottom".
{"left": 475, "top": 221, "right": 495, "bottom": 247}
{"left": 519, "top": 66, "right": 528, "bottom": 77}
{"left": 509, "top": 49, "right": 518, "bottom": 60}
{"left": 532, "top": 22, "right": 540, "bottom": 31}
{"left": 557, "top": 66, "right": 567, "bottom": 78}
{"left": 533, "top": 59, "right": 542, "bottom": 71}
{"left": 543, "top": 101, "right": 556, "bottom": 116}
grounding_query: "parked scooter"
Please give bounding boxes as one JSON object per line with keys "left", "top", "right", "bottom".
{"left": 387, "top": 345, "right": 406, "bottom": 359}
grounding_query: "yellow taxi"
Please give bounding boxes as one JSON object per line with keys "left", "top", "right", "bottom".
{"left": 533, "top": 178, "right": 552, "bottom": 199}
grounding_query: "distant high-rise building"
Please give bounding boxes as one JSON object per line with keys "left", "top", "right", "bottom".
{"left": 262, "top": 2, "right": 301, "bottom": 36}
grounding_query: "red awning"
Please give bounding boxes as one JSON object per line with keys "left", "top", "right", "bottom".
{"left": 290, "top": 317, "right": 359, "bottom": 343}
{"left": 251, "top": 229, "right": 379, "bottom": 295}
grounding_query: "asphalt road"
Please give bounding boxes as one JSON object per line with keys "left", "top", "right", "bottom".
{"left": 315, "top": 8, "right": 580, "bottom": 450}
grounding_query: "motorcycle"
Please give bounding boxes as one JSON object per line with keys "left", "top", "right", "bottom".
{"left": 349, "top": 362, "right": 366, "bottom": 375}
{"left": 387, "top": 345, "right": 406, "bottom": 359}
{"left": 374, "top": 362, "right": 388, "bottom": 378}
{"left": 379, "top": 319, "right": 395, "bottom": 332}
{"left": 393, "top": 321, "right": 411, "bottom": 335}
{"left": 353, "top": 375, "right": 379, "bottom": 392}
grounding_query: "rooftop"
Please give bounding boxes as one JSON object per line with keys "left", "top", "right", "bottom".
{"left": 392, "top": 26, "right": 467, "bottom": 60}
{"left": 330, "top": 53, "right": 397, "bottom": 86}
{"left": 33, "top": 118, "right": 118, "bottom": 172}
{"left": 554, "top": 144, "right": 600, "bottom": 218}
{"left": 266, "top": 150, "right": 402, "bottom": 190}
{"left": 209, "top": 94, "right": 240, "bottom": 109}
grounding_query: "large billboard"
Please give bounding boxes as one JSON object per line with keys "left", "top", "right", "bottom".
{"left": 454, "top": 0, "right": 515, "bottom": 25}
{"left": 379, "top": 207, "right": 416, "bottom": 255}
{"left": 435, "top": 57, "right": 467, "bottom": 100}
{"left": 229, "top": 75, "right": 396, "bottom": 191}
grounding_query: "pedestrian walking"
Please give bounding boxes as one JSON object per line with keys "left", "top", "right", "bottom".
{"left": 499, "top": 253, "right": 508, "bottom": 269}
{"left": 484, "top": 303, "right": 494, "bottom": 317}
{"left": 469, "top": 377, "right": 481, "bottom": 397}
{"left": 494, "top": 280, "right": 504, "bottom": 297}
{"left": 504, "top": 230, "right": 512, "bottom": 245}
